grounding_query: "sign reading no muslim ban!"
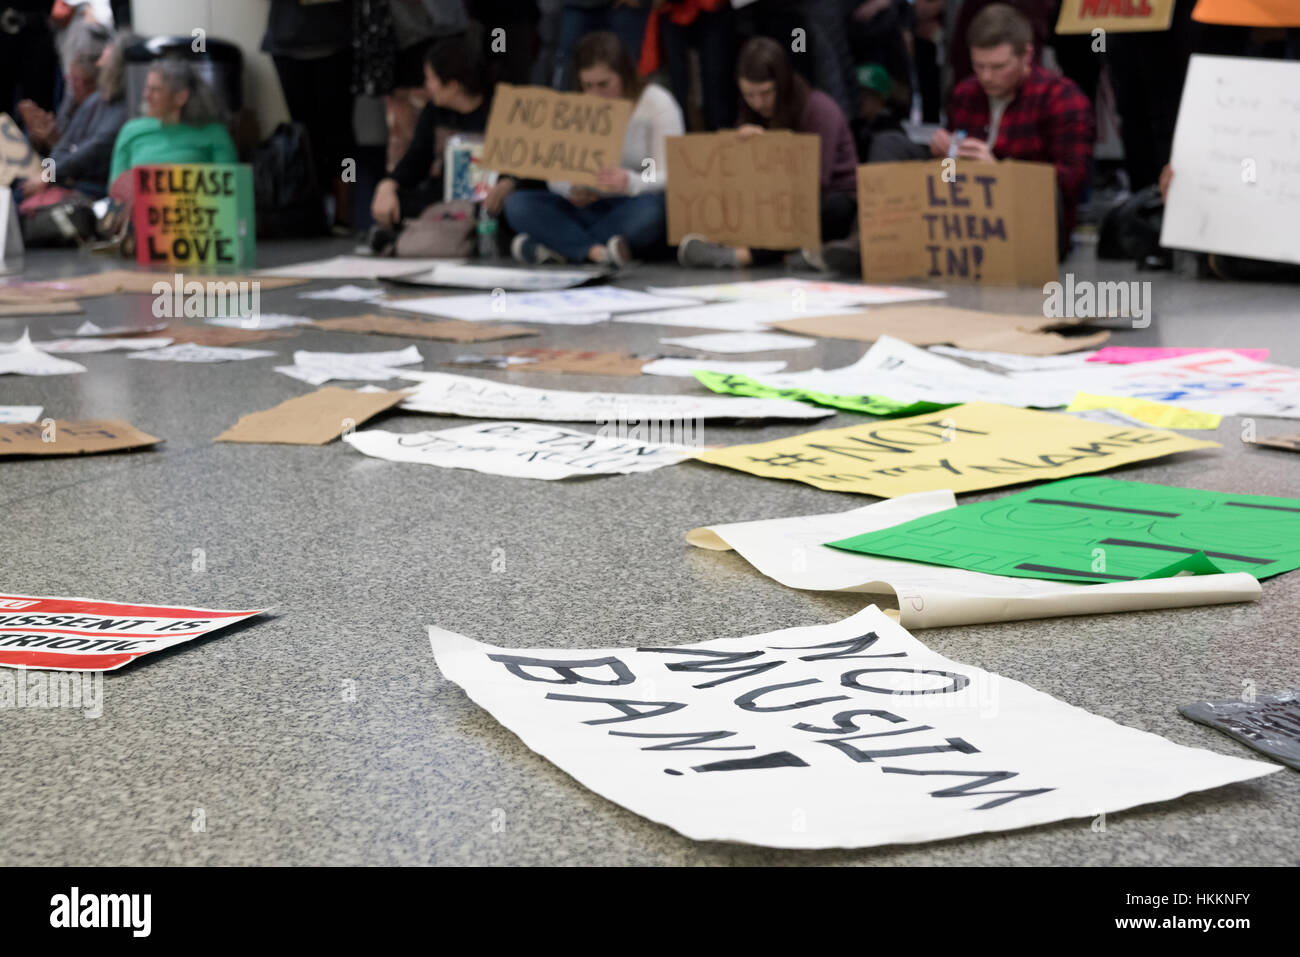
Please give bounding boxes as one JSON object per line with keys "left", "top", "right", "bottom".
{"left": 429, "top": 605, "right": 1275, "bottom": 848}
{"left": 0, "top": 594, "right": 266, "bottom": 671}
{"left": 1055, "top": 0, "right": 1176, "bottom": 33}
{"left": 666, "top": 132, "right": 822, "bottom": 250}
{"left": 132, "top": 164, "right": 257, "bottom": 269}
{"left": 482, "top": 84, "right": 634, "bottom": 188}
{"left": 857, "top": 160, "right": 1058, "bottom": 286}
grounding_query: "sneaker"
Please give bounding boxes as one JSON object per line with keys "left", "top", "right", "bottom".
{"left": 822, "top": 238, "right": 863, "bottom": 277}
{"left": 605, "top": 235, "right": 633, "bottom": 268}
{"left": 678, "top": 234, "right": 738, "bottom": 269}
{"left": 511, "top": 233, "right": 565, "bottom": 265}
{"left": 367, "top": 225, "right": 397, "bottom": 257}
{"left": 791, "top": 247, "right": 827, "bottom": 272}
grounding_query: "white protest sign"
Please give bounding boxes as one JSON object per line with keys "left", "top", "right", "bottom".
{"left": 645, "top": 278, "right": 946, "bottom": 308}
{"left": 128, "top": 343, "right": 276, "bottom": 363}
{"left": 0, "top": 330, "right": 87, "bottom": 376}
{"left": 0, "top": 593, "right": 266, "bottom": 672}
{"left": 297, "top": 284, "right": 387, "bottom": 303}
{"left": 275, "top": 344, "right": 423, "bottom": 385}
{"left": 399, "top": 371, "right": 836, "bottom": 422}
{"left": 344, "top": 422, "right": 693, "bottom": 479}
{"left": 258, "top": 255, "right": 447, "bottom": 279}
{"left": 0, "top": 189, "right": 21, "bottom": 263}
{"left": 37, "top": 337, "right": 173, "bottom": 354}
{"left": 429, "top": 605, "right": 1275, "bottom": 849}
{"left": 640, "top": 358, "right": 788, "bottom": 378}
{"left": 660, "top": 331, "right": 818, "bottom": 353}
{"left": 391, "top": 261, "right": 605, "bottom": 291}
{"left": 687, "top": 490, "right": 1261, "bottom": 629}
{"left": 746, "top": 336, "right": 1072, "bottom": 408}
{"left": 1013, "top": 349, "right": 1300, "bottom": 418}
{"left": 0, "top": 405, "right": 42, "bottom": 423}
{"left": 616, "top": 299, "right": 850, "bottom": 332}
{"left": 1161, "top": 55, "right": 1300, "bottom": 264}
{"left": 384, "top": 286, "right": 701, "bottom": 323}
{"left": 205, "top": 313, "right": 313, "bottom": 330}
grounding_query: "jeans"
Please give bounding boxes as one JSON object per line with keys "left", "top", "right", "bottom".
{"left": 504, "top": 189, "right": 667, "bottom": 262}
{"left": 552, "top": 4, "right": 651, "bottom": 90}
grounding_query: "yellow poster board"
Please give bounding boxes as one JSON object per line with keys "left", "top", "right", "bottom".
{"left": 696, "top": 402, "right": 1219, "bottom": 498}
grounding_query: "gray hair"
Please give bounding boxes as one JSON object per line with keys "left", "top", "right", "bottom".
{"left": 149, "top": 58, "right": 228, "bottom": 127}
{"left": 100, "top": 29, "right": 133, "bottom": 102}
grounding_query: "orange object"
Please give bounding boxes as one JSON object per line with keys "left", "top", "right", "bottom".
{"left": 1192, "top": 0, "right": 1300, "bottom": 27}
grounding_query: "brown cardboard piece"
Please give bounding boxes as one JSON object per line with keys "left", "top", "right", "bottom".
{"left": 215, "top": 387, "right": 408, "bottom": 445}
{"left": 0, "top": 300, "right": 83, "bottom": 316}
{"left": 1246, "top": 433, "right": 1300, "bottom": 453}
{"left": 772, "top": 304, "right": 1111, "bottom": 355}
{"left": 0, "top": 269, "right": 304, "bottom": 304}
{"left": 481, "top": 83, "right": 633, "bottom": 187}
{"left": 506, "top": 348, "right": 648, "bottom": 376}
{"left": 144, "top": 323, "right": 299, "bottom": 347}
{"left": 313, "top": 314, "right": 537, "bottom": 342}
{"left": 666, "top": 131, "right": 821, "bottom": 250}
{"left": 0, "top": 113, "right": 44, "bottom": 186}
{"left": 856, "top": 159, "right": 1058, "bottom": 286}
{"left": 1056, "top": 0, "right": 1175, "bottom": 34}
{"left": 0, "top": 419, "right": 161, "bottom": 457}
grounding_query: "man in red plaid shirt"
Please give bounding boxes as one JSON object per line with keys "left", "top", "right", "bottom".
{"left": 930, "top": 3, "right": 1094, "bottom": 258}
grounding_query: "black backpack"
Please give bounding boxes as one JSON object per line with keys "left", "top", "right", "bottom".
{"left": 1097, "top": 185, "right": 1163, "bottom": 262}
{"left": 253, "top": 122, "right": 326, "bottom": 238}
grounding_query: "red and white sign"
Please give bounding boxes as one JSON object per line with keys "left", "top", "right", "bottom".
{"left": 0, "top": 594, "right": 266, "bottom": 672}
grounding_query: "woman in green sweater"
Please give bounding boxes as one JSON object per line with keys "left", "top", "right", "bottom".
{"left": 108, "top": 59, "right": 236, "bottom": 189}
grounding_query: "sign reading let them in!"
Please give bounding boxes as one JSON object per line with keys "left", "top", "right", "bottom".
{"left": 481, "top": 84, "right": 633, "bottom": 188}
{"left": 857, "top": 160, "right": 1058, "bottom": 286}
{"left": 132, "top": 164, "right": 256, "bottom": 269}
{"left": 666, "top": 131, "right": 821, "bottom": 250}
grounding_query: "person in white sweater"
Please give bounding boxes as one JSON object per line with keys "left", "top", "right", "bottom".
{"left": 505, "top": 30, "right": 684, "bottom": 266}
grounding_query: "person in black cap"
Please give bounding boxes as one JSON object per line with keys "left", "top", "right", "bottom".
{"left": 0, "top": 1, "right": 61, "bottom": 118}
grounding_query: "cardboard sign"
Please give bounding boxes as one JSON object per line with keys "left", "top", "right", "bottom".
{"left": 0, "top": 593, "right": 264, "bottom": 672}
{"left": 481, "top": 84, "right": 633, "bottom": 187}
{"left": 666, "top": 132, "right": 821, "bottom": 250}
{"left": 696, "top": 402, "right": 1219, "bottom": 498}
{"left": 429, "top": 605, "right": 1275, "bottom": 849}
{"left": 216, "top": 387, "right": 408, "bottom": 445}
{"left": 0, "top": 301, "right": 83, "bottom": 316}
{"left": 0, "top": 419, "right": 161, "bottom": 457}
{"left": 1245, "top": 433, "right": 1300, "bottom": 453}
{"left": 312, "top": 315, "right": 538, "bottom": 343}
{"left": 1055, "top": 0, "right": 1175, "bottom": 34}
{"left": 148, "top": 323, "right": 298, "bottom": 347}
{"left": 1160, "top": 56, "right": 1300, "bottom": 264}
{"left": 505, "top": 347, "right": 648, "bottom": 377}
{"left": 773, "top": 304, "right": 1110, "bottom": 355}
{"left": 857, "top": 160, "right": 1058, "bottom": 286}
{"left": 0, "top": 113, "right": 43, "bottom": 186}
{"left": 132, "top": 164, "right": 257, "bottom": 269}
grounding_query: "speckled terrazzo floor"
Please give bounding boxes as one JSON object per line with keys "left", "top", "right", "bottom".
{"left": 2, "top": 238, "right": 1297, "bottom": 865}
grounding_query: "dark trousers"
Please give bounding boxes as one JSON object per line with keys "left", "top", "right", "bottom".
{"left": 751, "top": 190, "right": 857, "bottom": 264}
{"left": 552, "top": 5, "right": 650, "bottom": 90}
{"left": 0, "top": 18, "right": 58, "bottom": 117}
{"left": 662, "top": 7, "right": 737, "bottom": 131}
{"left": 273, "top": 52, "right": 357, "bottom": 202}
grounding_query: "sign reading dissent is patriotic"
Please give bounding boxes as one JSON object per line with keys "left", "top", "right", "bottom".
{"left": 132, "top": 164, "right": 256, "bottom": 269}
{"left": 0, "top": 594, "right": 265, "bottom": 671}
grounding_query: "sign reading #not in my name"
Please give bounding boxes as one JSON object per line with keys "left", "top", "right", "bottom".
{"left": 132, "top": 164, "right": 256, "bottom": 269}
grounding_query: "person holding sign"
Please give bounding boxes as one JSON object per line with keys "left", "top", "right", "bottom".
{"left": 370, "top": 37, "right": 519, "bottom": 234}
{"left": 503, "top": 31, "right": 684, "bottom": 266}
{"left": 931, "top": 4, "right": 1093, "bottom": 259}
{"left": 677, "top": 36, "right": 858, "bottom": 270}
{"left": 107, "top": 60, "right": 236, "bottom": 191}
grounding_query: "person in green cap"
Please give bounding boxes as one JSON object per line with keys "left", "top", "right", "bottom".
{"left": 851, "top": 62, "right": 912, "bottom": 163}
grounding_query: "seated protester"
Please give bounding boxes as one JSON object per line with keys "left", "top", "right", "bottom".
{"left": 108, "top": 60, "right": 236, "bottom": 191}
{"left": 930, "top": 3, "right": 1093, "bottom": 259}
{"left": 678, "top": 35, "right": 858, "bottom": 270}
{"left": 21, "top": 32, "right": 129, "bottom": 203}
{"left": 504, "top": 30, "right": 684, "bottom": 266}
{"left": 851, "top": 63, "right": 911, "bottom": 163}
{"left": 17, "top": 44, "right": 104, "bottom": 153}
{"left": 370, "top": 37, "right": 518, "bottom": 238}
